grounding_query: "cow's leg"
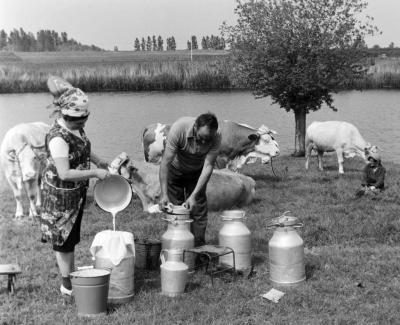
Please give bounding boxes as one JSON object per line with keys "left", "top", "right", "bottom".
{"left": 24, "top": 180, "right": 39, "bottom": 219}
{"left": 336, "top": 149, "right": 345, "bottom": 174}
{"left": 5, "top": 176, "right": 24, "bottom": 218}
{"left": 305, "top": 143, "right": 314, "bottom": 170}
{"left": 317, "top": 150, "right": 324, "bottom": 171}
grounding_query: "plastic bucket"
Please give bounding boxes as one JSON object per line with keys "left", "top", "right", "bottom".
{"left": 70, "top": 268, "right": 110, "bottom": 317}
{"left": 135, "top": 239, "right": 162, "bottom": 270}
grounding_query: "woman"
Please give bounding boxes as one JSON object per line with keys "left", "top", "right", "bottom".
{"left": 39, "top": 87, "right": 109, "bottom": 296}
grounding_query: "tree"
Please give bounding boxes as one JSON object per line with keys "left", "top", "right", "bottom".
{"left": 157, "top": 35, "right": 163, "bottom": 51}
{"left": 388, "top": 42, "right": 395, "bottom": 49}
{"left": 0, "top": 30, "right": 8, "bottom": 50}
{"left": 191, "top": 35, "right": 198, "bottom": 49}
{"left": 141, "top": 37, "right": 146, "bottom": 51}
{"left": 152, "top": 35, "right": 157, "bottom": 51}
{"left": 146, "top": 36, "right": 152, "bottom": 51}
{"left": 222, "top": 0, "right": 378, "bottom": 156}
{"left": 134, "top": 38, "right": 141, "bottom": 51}
{"left": 187, "top": 41, "right": 192, "bottom": 50}
{"left": 201, "top": 37, "right": 207, "bottom": 49}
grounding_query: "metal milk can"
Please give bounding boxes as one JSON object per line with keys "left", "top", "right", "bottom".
{"left": 160, "top": 249, "right": 189, "bottom": 297}
{"left": 267, "top": 211, "right": 305, "bottom": 286}
{"left": 218, "top": 210, "right": 252, "bottom": 271}
{"left": 161, "top": 205, "right": 195, "bottom": 269}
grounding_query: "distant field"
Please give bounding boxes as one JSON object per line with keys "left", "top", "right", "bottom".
{"left": 12, "top": 50, "right": 230, "bottom": 65}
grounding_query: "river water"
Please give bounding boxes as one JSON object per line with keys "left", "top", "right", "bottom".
{"left": 0, "top": 90, "right": 399, "bottom": 163}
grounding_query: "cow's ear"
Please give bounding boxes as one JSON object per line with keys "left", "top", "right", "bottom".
{"left": 7, "top": 150, "right": 17, "bottom": 162}
{"left": 248, "top": 134, "right": 259, "bottom": 141}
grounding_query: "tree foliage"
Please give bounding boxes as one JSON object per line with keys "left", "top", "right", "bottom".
{"left": 0, "top": 28, "right": 103, "bottom": 52}
{"left": 222, "top": 0, "right": 378, "bottom": 154}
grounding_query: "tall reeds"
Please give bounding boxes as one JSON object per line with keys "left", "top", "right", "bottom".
{"left": 1, "top": 55, "right": 400, "bottom": 93}
{"left": 0, "top": 59, "right": 233, "bottom": 93}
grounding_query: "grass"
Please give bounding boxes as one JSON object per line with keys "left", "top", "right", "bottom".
{"left": 1, "top": 154, "right": 400, "bottom": 324}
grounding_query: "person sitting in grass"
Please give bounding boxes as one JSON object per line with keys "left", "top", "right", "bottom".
{"left": 355, "top": 150, "right": 386, "bottom": 197}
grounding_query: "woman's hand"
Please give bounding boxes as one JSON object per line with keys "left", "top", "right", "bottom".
{"left": 95, "top": 169, "right": 109, "bottom": 180}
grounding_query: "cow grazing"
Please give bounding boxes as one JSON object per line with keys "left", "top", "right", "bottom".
{"left": 119, "top": 160, "right": 256, "bottom": 213}
{"left": 305, "top": 121, "right": 375, "bottom": 174}
{"left": 0, "top": 122, "right": 50, "bottom": 219}
{"left": 142, "top": 120, "right": 279, "bottom": 172}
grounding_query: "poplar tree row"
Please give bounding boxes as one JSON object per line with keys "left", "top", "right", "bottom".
{"left": 134, "top": 35, "right": 226, "bottom": 51}
{"left": 0, "top": 28, "right": 102, "bottom": 52}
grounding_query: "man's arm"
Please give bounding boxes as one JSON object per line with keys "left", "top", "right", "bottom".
{"left": 185, "top": 150, "right": 218, "bottom": 210}
{"left": 159, "top": 146, "right": 176, "bottom": 207}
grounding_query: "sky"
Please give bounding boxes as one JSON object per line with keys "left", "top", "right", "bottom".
{"left": 1, "top": 0, "right": 399, "bottom": 51}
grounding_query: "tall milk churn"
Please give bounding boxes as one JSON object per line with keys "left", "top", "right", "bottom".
{"left": 267, "top": 211, "right": 305, "bottom": 286}
{"left": 160, "top": 249, "right": 189, "bottom": 297}
{"left": 218, "top": 210, "right": 252, "bottom": 271}
{"left": 161, "top": 205, "right": 195, "bottom": 270}
{"left": 90, "top": 230, "right": 135, "bottom": 304}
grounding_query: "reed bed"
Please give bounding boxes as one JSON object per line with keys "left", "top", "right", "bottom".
{"left": 0, "top": 60, "right": 233, "bottom": 93}
{"left": 2, "top": 52, "right": 400, "bottom": 92}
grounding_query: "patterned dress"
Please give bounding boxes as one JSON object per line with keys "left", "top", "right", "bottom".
{"left": 39, "top": 120, "right": 91, "bottom": 246}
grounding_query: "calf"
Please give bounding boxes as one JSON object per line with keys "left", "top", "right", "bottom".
{"left": 119, "top": 159, "right": 256, "bottom": 213}
{"left": 305, "top": 121, "right": 375, "bottom": 174}
{"left": 0, "top": 122, "right": 50, "bottom": 219}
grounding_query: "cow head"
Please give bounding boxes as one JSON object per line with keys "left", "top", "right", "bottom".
{"left": 364, "top": 145, "right": 379, "bottom": 161}
{"left": 8, "top": 144, "right": 44, "bottom": 182}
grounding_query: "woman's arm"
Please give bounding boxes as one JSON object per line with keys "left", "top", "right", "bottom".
{"left": 90, "top": 152, "right": 109, "bottom": 169}
{"left": 53, "top": 157, "right": 108, "bottom": 181}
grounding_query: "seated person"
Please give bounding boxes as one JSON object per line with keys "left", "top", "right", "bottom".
{"left": 355, "top": 150, "right": 386, "bottom": 197}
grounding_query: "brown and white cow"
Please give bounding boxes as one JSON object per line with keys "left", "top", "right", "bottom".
{"left": 142, "top": 120, "right": 279, "bottom": 172}
{"left": 118, "top": 160, "right": 256, "bottom": 213}
{"left": 305, "top": 121, "right": 376, "bottom": 174}
{"left": 0, "top": 122, "right": 50, "bottom": 219}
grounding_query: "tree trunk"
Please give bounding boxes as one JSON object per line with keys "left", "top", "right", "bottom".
{"left": 293, "top": 108, "right": 306, "bottom": 157}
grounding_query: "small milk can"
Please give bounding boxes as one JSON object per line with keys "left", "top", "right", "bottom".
{"left": 267, "top": 211, "right": 305, "bottom": 286}
{"left": 218, "top": 210, "right": 252, "bottom": 271}
{"left": 160, "top": 249, "right": 189, "bottom": 297}
{"left": 161, "top": 205, "right": 195, "bottom": 269}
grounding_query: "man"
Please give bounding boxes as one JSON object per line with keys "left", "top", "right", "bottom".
{"left": 159, "top": 113, "right": 221, "bottom": 246}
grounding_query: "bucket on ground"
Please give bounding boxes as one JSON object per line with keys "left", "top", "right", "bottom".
{"left": 70, "top": 268, "right": 110, "bottom": 317}
{"left": 135, "top": 239, "right": 162, "bottom": 270}
{"left": 90, "top": 230, "right": 135, "bottom": 304}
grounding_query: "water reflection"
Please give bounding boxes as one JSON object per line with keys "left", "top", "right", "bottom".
{"left": 0, "top": 90, "right": 399, "bottom": 163}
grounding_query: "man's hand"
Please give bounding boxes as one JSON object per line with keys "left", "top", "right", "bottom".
{"left": 160, "top": 195, "right": 172, "bottom": 212}
{"left": 184, "top": 195, "right": 197, "bottom": 212}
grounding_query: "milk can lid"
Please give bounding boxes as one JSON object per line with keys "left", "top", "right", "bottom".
{"left": 163, "top": 204, "right": 190, "bottom": 215}
{"left": 267, "top": 211, "right": 303, "bottom": 228}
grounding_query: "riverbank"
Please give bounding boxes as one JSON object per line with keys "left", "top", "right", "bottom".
{"left": 1, "top": 51, "right": 400, "bottom": 93}
{"left": 1, "top": 154, "right": 399, "bottom": 323}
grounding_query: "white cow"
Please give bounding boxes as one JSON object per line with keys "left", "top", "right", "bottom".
{"left": 0, "top": 122, "right": 50, "bottom": 219}
{"left": 305, "top": 121, "right": 375, "bottom": 174}
{"left": 118, "top": 159, "right": 256, "bottom": 213}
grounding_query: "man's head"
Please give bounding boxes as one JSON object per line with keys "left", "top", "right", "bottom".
{"left": 194, "top": 113, "right": 218, "bottom": 145}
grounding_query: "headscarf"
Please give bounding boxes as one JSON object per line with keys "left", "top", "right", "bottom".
{"left": 367, "top": 150, "right": 381, "bottom": 162}
{"left": 48, "top": 87, "right": 90, "bottom": 118}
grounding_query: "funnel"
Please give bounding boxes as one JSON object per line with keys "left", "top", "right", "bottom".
{"left": 94, "top": 175, "right": 132, "bottom": 215}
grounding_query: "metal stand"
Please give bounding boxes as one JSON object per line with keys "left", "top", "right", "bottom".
{"left": 184, "top": 245, "right": 236, "bottom": 286}
{"left": 0, "top": 264, "right": 21, "bottom": 294}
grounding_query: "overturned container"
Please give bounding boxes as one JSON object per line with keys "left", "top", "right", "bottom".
{"left": 267, "top": 211, "right": 305, "bottom": 286}
{"left": 90, "top": 230, "right": 135, "bottom": 304}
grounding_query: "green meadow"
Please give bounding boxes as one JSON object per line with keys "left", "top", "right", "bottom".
{"left": 1, "top": 154, "right": 400, "bottom": 324}
{"left": 2, "top": 50, "right": 400, "bottom": 93}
